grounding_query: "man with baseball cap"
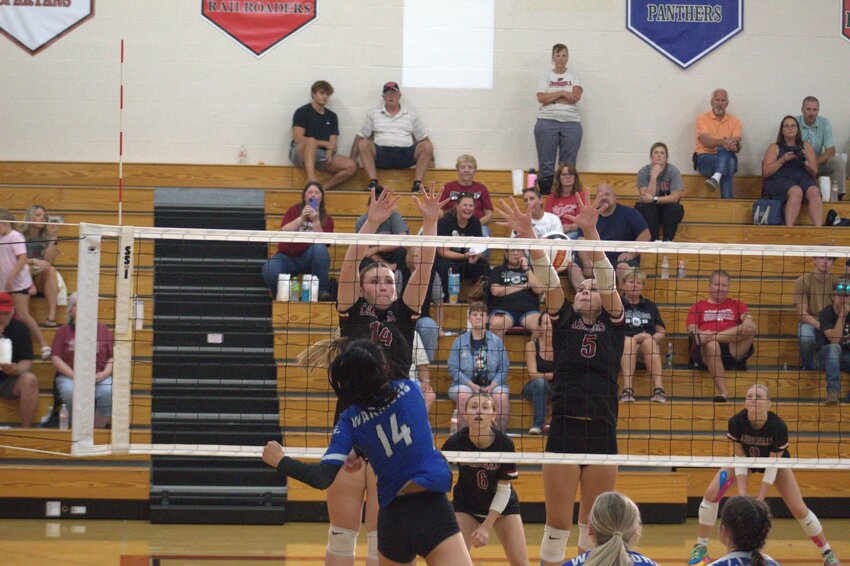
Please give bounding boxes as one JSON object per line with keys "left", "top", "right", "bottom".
{"left": 352, "top": 81, "right": 434, "bottom": 192}
{"left": 0, "top": 292, "right": 39, "bottom": 427}
{"left": 814, "top": 278, "right": 850, "bottom": 405}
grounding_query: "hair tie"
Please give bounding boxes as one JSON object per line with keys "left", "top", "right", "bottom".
{"left": 613, "top": 531, "right": 623, "bottom": 538}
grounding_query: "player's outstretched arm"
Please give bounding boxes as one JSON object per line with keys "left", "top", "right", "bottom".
{"left": 404, "top": 181, "right": 445, "bottom": 311}
{"left": 262, "top": 440, "right": 340, "bottom": 489}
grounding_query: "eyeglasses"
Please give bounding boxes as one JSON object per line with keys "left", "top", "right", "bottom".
{"left": 561, "top": 172, "right": 576, "bottom": 176}
{"left": 450, "top": 192, "right": 478, "bottom": 200}
{"left": 835, "top": 282, "right": 850, "bottom": 294}
{"left": 782, "top": 124, "right": 798, "bottom": 129}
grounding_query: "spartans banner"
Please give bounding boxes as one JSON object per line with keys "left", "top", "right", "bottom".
{"left": 0, "top": 0, "right": 94, "bottom": 55}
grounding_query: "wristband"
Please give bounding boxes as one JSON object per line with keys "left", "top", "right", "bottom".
{"left": 734, "top": 466, "right": 748, "bottom": 478}
{"left": 762, "top": 467, "right": 778, "bottom": 485}
{"left": 489, "top": 482, "right": 511, "bottom": 514}
{"left": 531, "top": 254, "right": 560, "bottom": 290}
{"left": 592, "top": 256, "right": 616, "bottom": 293}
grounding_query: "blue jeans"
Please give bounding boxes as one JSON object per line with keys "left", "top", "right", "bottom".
{"left": 522, "top": 378, "right": 549, "bottom": 429}
{"left": 798, "top": 323, "right": 818, "bottom": 370}
{"left": 261, "top": 244, "right": 330, "bottom": 294}
{"left": 416, "top": 317, "right": 439, "bottom": 363}
{"left": 815, "top": 344, "right": 850, "bottom": 394}
{"left": 534, "top": 119, "right": 583, "bottom": 178}
{"left": 696, "top": 148, "right": 738, "bottom": 199}
{"left": 55, "top": 375, "right": 113, "bottom": 424}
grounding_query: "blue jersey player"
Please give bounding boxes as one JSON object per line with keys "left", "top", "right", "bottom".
{"left": 263, "top": 340, "right": 472, "bottom": 566}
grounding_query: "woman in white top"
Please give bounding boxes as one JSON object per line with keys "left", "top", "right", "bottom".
{"left": 534, "top": 43, "right": 583, "bottom": 195}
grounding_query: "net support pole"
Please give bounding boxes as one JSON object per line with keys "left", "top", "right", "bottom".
{"left": 110, "top": 226, "right": 136, "bottom": 453}
{"left": 71, "top": 228, "right": 102, "bottom": 455}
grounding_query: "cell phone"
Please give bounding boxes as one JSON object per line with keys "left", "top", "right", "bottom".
{"left": 48, "top": 215, "right": 64, "bottom": 223}
{"left": 308, "top": 198, "right": 318, "bottom": 209}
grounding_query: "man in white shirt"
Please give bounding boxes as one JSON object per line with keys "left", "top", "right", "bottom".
{"left": 352, "top": 82, "right": 435, "bottom": 193}
{"left": 516, "top": 188, "right": 563, "bottom": 238}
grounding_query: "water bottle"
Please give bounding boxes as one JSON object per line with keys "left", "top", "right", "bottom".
{"left": 831, "top": 179, "right": 839, "bottom": 202}
{"left": 448, "top": 270, "right": 460, "bottom": 304}
{"left": 666, "top": 342, "right": 674, "bottom": 369}
{"left": 301, "top": 275, "right": 312, "bottom": 302}
{"left": 677, "top": 260, "right": 686, "bottom": 279}
{"left": 661, "top": 256, "right": 669, "bottom": 279}
{"left": 0, "top": 337, "right": 12, "bottom": 364}
{"left": 309, "top": 274, "right": 319, "bottom": 302}
{"left": 290, "top": 277, "right": 301, "bottom": 302}
{"left": 238, "top": 145, "right": 248, "bottom": 165}
{"left": 59, "top": 404, "right": 69, "bottom": 431}
{"left": 526, "top": 168, "right": 537, "bottom": 189}
{"left": 449, "top": 409, "right": 458, "bottom": 435}
{"left": 276, "top": 274, "right": 291, "bottom": 302}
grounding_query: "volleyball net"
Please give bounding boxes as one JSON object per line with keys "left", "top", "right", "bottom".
{"left": 19, "top": 221, "right": 850, "bottom": 469}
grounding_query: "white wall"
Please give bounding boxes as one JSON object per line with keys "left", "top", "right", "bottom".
{"left": 1, "top": 0, "right": 848, "bottom": 176}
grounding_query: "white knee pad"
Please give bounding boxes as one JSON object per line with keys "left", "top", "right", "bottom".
{"left": 366, "top": 530, "right": 378, "bottom": 561}
{"left": 799, "top": 510, "right": 823, "bottom": 537}
{"left": 326, "top": 525, "right": 357, "bottom": 557}
{"left": 578, "top": 522, "right": 594, "bottom": 550}
{"left": 698, "top": 499, "right": 719, "bottom": 527}
{"left": 540, "top": 525, "right": 570, "bottom": 563}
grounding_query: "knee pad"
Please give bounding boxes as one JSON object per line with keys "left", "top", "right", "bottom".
{"left": 326, "top": 525, "right": 357, "bottom": 557}
{"left": 698, "top": 499, "right": 719, "bottom": 527}
{"left": 799, "top": 510, "right": 823, "bottom": 537}
{"left": 366, "top": 530, "right": 378, "bottom": 561}
{"left": 578, "top": 522, "right": 594, "bottom": 550}
{"left": 540, "top": 525, "right": 570, "bottom": 563}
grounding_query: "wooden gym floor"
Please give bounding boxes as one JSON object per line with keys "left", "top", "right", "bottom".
{"left": 0, "top": 518, "right": 847, "bottom": 565}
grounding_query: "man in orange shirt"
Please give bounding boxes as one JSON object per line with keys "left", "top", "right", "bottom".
{"left": 695, "top": 89, "right": 742, "bottom": 199}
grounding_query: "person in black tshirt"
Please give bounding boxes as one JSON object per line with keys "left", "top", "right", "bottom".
{"left": 434, "top": 194, "right": 490, "bottom": 302}
{"left": 496, "top": 192, "right": 624, "bottom": 564}
{"left": 0, "top": 294, "right": 38, "bottom": 427}
{"left": 814, "top": 278, "right": 850, "bottom": 405}
{"left": 487, "top": 248, "right": 544, "bottom": 339}
{"left": 441, "top": 393, "right": 528, "bottom": 565}
{"left": 313, "top": 185, "right": 442, "bottom": 566}
{"left": 290, "top": 80, "right": 357, "bottom": 190}
{"left": 688, "top": 384, "right": 841, "bottom": 566}
{"left": 619, "top": 268, "right": 666, "bottom": 403}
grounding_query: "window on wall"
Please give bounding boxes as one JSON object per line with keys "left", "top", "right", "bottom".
{"left": 402, "top": 0, "right": 494, "bottom": 89}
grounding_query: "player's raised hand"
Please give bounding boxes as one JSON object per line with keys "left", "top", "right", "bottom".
{"left": 495, "top": 197, "right": 534, "bottom": 239}
{"left": 412, "top": 181, "right": 446, "bottom": 223}
{"left": 559, "top": 190, "right": 599, "bottom": 235}
{"left": 366, "top": 185, "right": 400, "bottom": 226}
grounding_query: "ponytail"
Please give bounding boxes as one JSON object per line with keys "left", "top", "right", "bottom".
{"left": 719, "top": 495, "right": 772, "bottom": 565}
{"left": 583, "top": 492, "right": 642, "bottom": 566}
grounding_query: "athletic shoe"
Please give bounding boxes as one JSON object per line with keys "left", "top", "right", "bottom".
{"left": 619, "top": 388, "right": 636, "bottom": 403}
{"left": 366, "top": 179, "right": 380, "bottom": 192}
{"left": 688, "top": 543, "right": 711, "bottom": 565}
{"left": 411, "top": 180, "right": 423, "bottom": 193}
{"left": 826, "top": 209, "right": 838, "bottom": 226}
{"left": 822, "top": 549, "right": 841, "bottom": 566}
{"left": 528, "top": 426, "right": 542, "bottom": 435}
{"left": 704, "top": 177, "right": 719, "bottom": 192}
{"left": 650, "top": 388, "right": 667, "bottom": 403}
{"left": 825, "top": 391, "right": 840, "bottom": 405}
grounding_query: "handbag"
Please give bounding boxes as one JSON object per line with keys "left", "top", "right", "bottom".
{"left": 752, "top": 198, "right": 782, "bottom": 225}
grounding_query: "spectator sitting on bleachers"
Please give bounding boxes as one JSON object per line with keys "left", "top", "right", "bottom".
{"left": 618, "top": 269, "right": 666, "bottom": 403}
{"left": 487, "top": 249, "right": 543, "bottom": 339}
{"left": 793, "top": 256, "right": 838, "bottom": 370}
{"left": 51, "top": 292, "right": 113, "bottom": 428}
{"left": 355, "top": 186, "right": 408, "bottom": 273}
{"left": 695, "top": 88, "right": 741, "bottom": 199}
{"left": 438, "top": 154, "right": 494, "bottom": 237}
{"left": 761, "top": 116, "right": 822, "bottom": 227}
{"left": 686, "top": 270, "right": 757, "bottom": 402}
{"left": 515, "top": 188, "right": 562, "bottom": 239}
{"left": 544, "top": 162, "right": 588, "bottom": 239}
{"left": 797, "top": 95, "right": 845, "bottom": 200}
{"left": 0, "top": 292, "right": 38, "bottom": 427}
{"left": 434, "top": 193, "right": 490, "bottom": 302}
{"left": 0, "top": 209, "right": 50, "bottom": 359}
{"left": 448, "top": 302, "right": 510, "bottom": 431}
{"left": 21, "top": 205, "right": 61, "bottom": 327}
{"left": 290, "top": 80, "right": 357, "bottom": 190}
{"left": 522, "top": 312, "right": 553, "bottom": 435}
{"left": 634, "top": 142, "right": 685, "bottom": 241}
{"left": 260, "top": 181, "right": 333, "bottom": 301}
{"left": 575, "top": 184, "right": 651, "bottom": 284}
{"left": 814, "top": 278, "right": 850, "bottom": 405}
{"left": 409, "top": 330, "right": 435, "bottom": 413}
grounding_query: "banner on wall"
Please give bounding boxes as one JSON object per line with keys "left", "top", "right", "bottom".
{"left": 0, "top": 0, "right": 94, "bottom": 55}
{"left": 626, "top": 1, "right": 743, "bottom": 69}
{"left": 201, "top": 0, "right": 316, "bottom": 58}
{"left": 843, "top": 0, "right": 850, "bottom": 43}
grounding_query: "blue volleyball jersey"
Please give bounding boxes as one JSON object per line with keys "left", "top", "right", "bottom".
{"left": 321, "top": 380, "right": 452, "bottom": 507}
{"left": 707, "top": 551, "right": 780, "bottom": 566}
{"left": 564, "top": 549, "right": 659, "bottom": 565}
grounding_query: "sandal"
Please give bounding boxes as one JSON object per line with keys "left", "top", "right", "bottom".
{"left": 40, "top": 346, "right": 52, "bottom": 360}
{"left": 650, "top": 388, "right": 667, "bottom": 403}
{"left": 619, "top": 388, "right": 636, "bottom": 403}
{"left": 42, "top": 319, "right": 58, "bottom": 328}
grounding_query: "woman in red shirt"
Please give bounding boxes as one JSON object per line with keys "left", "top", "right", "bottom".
{"left": 544, "top": 163, "right": 588, "bottom": 238}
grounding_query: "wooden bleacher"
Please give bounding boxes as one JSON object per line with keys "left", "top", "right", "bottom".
{"left": 1, "top": 161, "right": 848, "bottom": 521}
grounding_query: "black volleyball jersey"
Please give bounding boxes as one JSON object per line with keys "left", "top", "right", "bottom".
{"left": 339, "top": 297, "right": 417, "bottom": 381}
{"left": 727, "top": 410, "right": 790, "bottom": 459}
{"left": 551, "top": 302, "right": 625, "bottom": 427}
{"left": 441, "top": 427, "right": 519, "bottom": 516}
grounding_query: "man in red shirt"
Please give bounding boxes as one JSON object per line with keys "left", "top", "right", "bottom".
{"left": 686, "top": 270, "right": 757, "bottom": 402}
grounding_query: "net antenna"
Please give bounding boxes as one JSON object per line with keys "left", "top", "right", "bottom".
{"left": 70, "top": 222, "right": 850, "bottom": 470}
